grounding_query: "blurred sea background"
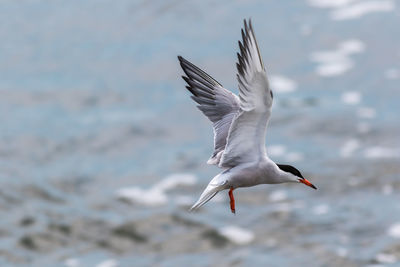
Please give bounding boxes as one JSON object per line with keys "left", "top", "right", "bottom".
{"left": 0, "top": 0, "right": 399, "bottom": 266}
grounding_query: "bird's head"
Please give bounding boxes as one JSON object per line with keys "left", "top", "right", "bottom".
{"left": 277, "top": 164, "right": 317, "bottom": 190}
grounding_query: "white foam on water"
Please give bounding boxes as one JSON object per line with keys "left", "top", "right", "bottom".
{"left": 388, "top": 223, "right": 400, "bottom": 238}
{"left": 300, "top": 24, "right": 312, "bottom": 36}
{"left": 116, "top": 173, "right": 197, "bottom": 206}
{"left": 155, "top": 174, "right": 197, "bottom": 191}
{"left": 311, "top": 40, "right": 365, "bottom": 77}
{"left": 357, "top": 122, "right": 371, "bottom": 133}
{"left": 117, "top": 187, "right": 167, "bottom": 206}
{"left": 265, "top": 238, "right": 277, "bottom": 247}
{"left": 269, "top": 190, "right": 287, "bottom": 202}
{"left": 218, "top": 226, "right": 255, "bottom": 245}
{"left": 286, "top": 152, "right": 304, "bottom": 162}
{"left": 339, "top": 234, "right": 350, "bottom": 244}
{"left": 340, "top": 139, "right": 360, "bottom": 158}
{"left": 311, "top": 51, "right": 349, "bottom": 62}
{"left": 268, "top": 145, "right": 287, "bottom": 157}
{"left": 348, "top": 176, "right": 361, "bottom": 186}
{"left": 357, "top": 107, "right": 376, "bottom": 119}
{"left": 313, "top": 204, "right": 330, "bottom": 215}
{"left": 65, "top": 258, "right": 80, "bottom": 267}
{"left": 375, "top": 253, "right": 397, "bottom": 264}
{"left": 96, "top": 259, "right": 119, "bottom": 267}
{"left": 339, "top": 39, "right": 366, "bottom": 53}
{"left": 382, "top": 184, "right": 393, "bottom": 195}
{"left": 331, "top": 0, "right": 395, "bottom": 20}
{"left": 385, "top": 68, "right": 399, "bottom": 79}
{"left": 316, "top": 61, "right": 353, "bottom": 76}
{"left": 273, "top": 203, "right": 294, "bottom": 212}
{"left": 308, "top": 0, "right": 395, "bottom": 21}
{"left": 307, "top": 0, "right": 356, "bottom": 8}
{"left": 342, "top": 91, "right": 361, "bottom": 104}
{"left": 364, "top": 147, "right": 400, "bottom": 159}
{"left": 336, "top": 247, "right": 348, "bottom": 257}
{"left": 174, "top": 195, "right": 194, "bottom": 206}
{"left": 269, "top": 75, "right": 297, "bottom": 93}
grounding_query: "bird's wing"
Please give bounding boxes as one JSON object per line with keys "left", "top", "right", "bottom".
{"left": 219, "top": 19, "right": 273, "bottom": 168}
{"left": 178, "top": 56, "right": 240, "bottom": 165}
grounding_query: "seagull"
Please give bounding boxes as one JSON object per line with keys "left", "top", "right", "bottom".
{"left": 178, "top": 19, "right": 316, "bottom": 214}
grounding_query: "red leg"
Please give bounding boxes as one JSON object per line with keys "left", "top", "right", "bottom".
{"left": 228, "top": 188, "right": 235, "bottom": 214}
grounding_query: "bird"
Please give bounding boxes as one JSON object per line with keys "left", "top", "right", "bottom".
{"left": 177, "top": 19, "right": 316, "bottom": 214}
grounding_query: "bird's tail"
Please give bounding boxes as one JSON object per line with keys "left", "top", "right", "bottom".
{"left": 189, "top": 174, "right": 227, "bottom": 212}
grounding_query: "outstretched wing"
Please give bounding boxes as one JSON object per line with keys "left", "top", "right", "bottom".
{"left": 219, "top": 19, "right": 273, "bottom": 168}
{"left": 178, "top": 56, "right": 240, "bottom": 165}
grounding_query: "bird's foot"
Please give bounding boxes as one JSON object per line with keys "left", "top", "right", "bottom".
{"left": 229, "top": 188, "right": 235, "bottom": 214}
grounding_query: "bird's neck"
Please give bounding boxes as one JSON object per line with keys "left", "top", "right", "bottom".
{"left": 258, "top": 160, "right": 298, "bottom": 184}
{"left": 274, "top": 166, "right": 298, "bottom": 184}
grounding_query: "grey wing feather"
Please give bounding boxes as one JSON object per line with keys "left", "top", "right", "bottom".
{"left": 219, "top": 19, "right": 273, "bottom": 168}
{"left": 178, "top": 56, "right": 240, "bottom": 165}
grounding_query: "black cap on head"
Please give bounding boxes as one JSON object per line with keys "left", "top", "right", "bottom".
{"left": 277, "top": 164, "right": 304, "bottom": 179}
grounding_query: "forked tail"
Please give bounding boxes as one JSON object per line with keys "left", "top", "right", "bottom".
{"left": 189, "top": 175, "right": 227, "bottom": 211}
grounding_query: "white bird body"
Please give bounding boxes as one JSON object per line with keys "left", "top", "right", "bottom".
{"left": 178, "top": 19, "right": 316, "bottom": 213}
{"left": 189, "top": 158, "right": 300, "bottom": 211}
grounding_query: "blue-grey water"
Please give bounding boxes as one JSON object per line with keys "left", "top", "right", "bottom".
{"left": 0, "top": 1, "right": 399, "bottom": 266}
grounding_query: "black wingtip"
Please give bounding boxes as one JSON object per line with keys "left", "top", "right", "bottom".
{"left": 244, "top": 19, "right": 249, "bottom": 35}
{"left": 182, "top": 75, "right": 190, "bottom": 84}
{"left": 178, "top": 56, "right": 186, "bottom": 69}
{"left": 185, "top": 85, "right": 198, "bottom": 97}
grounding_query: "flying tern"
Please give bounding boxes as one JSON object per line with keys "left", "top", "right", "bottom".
{"left": 178, "top": 19, "right": 316, "bottom": 214}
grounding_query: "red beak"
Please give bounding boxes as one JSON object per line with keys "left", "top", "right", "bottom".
{"left": 299, "top": 178, "right": 317, "bottom": 190}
